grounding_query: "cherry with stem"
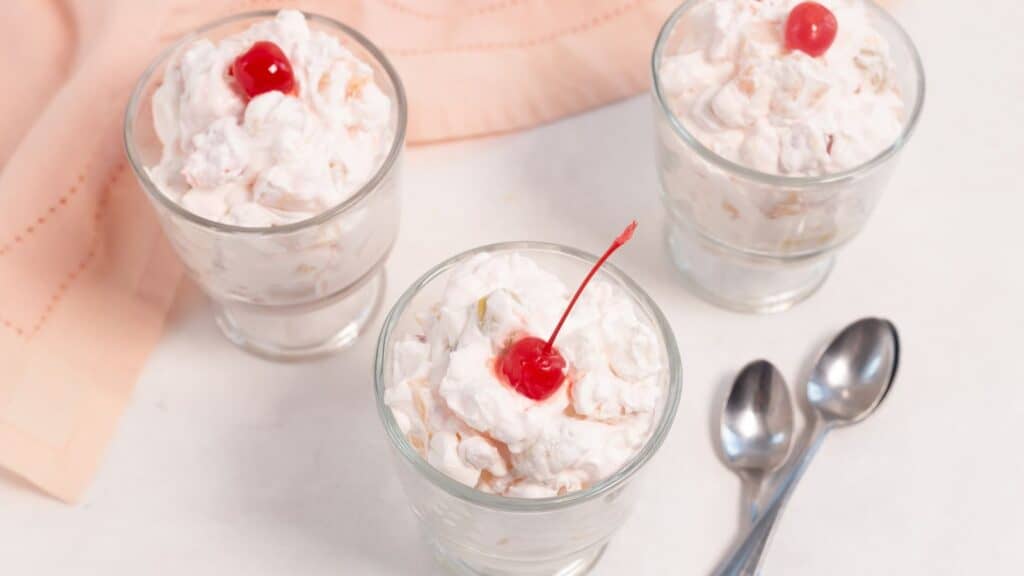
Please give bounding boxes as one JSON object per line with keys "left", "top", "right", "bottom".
{"left": 498, "top": 221, "right": 638, "bottom": 401}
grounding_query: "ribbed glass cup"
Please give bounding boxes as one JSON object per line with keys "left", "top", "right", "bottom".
{"left": 125, "top": 11, "right": 407, "bottom": 359}
{"left": 374, "top": 242, "right": 682, "bottom": 576}
{"left": 651, "top": 0, "right": 924, "bottom": 313}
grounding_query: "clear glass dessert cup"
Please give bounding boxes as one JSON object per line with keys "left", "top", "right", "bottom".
{"left": 374, "top": 242, "right": 683, "bottom": 576}
{"left": 651, "top": 0, "right": 925, "bottom": 313}
{"left": 125, "top": 11, "right": 406, "bottom": 359}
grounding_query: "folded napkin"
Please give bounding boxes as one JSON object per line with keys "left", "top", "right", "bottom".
{"left": 0, "top": 0, "right": 681, "bottom": 502}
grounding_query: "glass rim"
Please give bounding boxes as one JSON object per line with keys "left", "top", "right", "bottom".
{"left": 373, "top": 241, "right": 683, "bottom": 512}
{"left": 123, "top": 9, "right": 408, "bottom": 236}
{"left": 650, "top": 0, "right": 926, "bottom": 188}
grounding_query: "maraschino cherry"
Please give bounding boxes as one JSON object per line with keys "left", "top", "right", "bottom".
{"left": 230, "top": 41, "right": 296, "bottom": 100}
{"left": 785, "top": 2, "right": 838, "bottom": 58}
{"left": 498, "top": 221, "right": 638, "bottom": 401}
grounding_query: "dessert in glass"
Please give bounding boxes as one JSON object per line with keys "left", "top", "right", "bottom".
{"left": 652, "top": 0, "right": 924, "bottom": 312}
{"left": 125, "top": 10, "right": 406, "bottom": 358}
{"left": 375, "top": 226, "right": 682, "bottom": 576}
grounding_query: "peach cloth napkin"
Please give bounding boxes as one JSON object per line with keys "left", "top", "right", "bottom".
{"left": 0, "top": 0, "right": 680, "bottom": 502}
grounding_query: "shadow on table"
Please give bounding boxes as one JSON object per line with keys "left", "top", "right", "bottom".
{"left": 500, "top": 98, "right": 688, "bottom": 306}
{"left": 213, "top": 330, "right": 439, "bottom": 574}
{"left": 0, "top": 466, "right": 47, "bottom": 501}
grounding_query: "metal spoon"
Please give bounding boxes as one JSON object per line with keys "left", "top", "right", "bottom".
{"left": 713, "top": 318, "right": 900, "bottom": 576}
{"left": 720, "top": 360, "right": 794, "bottom": 524}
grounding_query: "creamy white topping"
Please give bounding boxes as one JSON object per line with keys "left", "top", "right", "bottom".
{"left": 149, "top": 10, "right": 392, "bottom": 225}
{"left": 659, "top": 0, "right": 903, "bottom": 176}
{"left": 386, "top": 253, "right": 664, "bottom": 498}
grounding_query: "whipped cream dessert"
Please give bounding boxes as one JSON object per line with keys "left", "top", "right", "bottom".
{"left": 129, "top": 9, "right": 403, "bottom": 356}
{"left": 385, "top": 253, "right": 664, "bottom": 498}
{"left": 659, "top": 0, "right": 904, "bottom": 176}
{"left": 149, "top": 9, "right": 393, "bottom": 226}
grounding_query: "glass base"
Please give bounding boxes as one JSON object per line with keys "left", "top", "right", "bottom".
{"left": 429, "top": 539, "right": 607, "bottom": 576}
{"left": 213, "top": 269, "right": 386, "bottom": 360}
{"left": 666, "top": 223, "right": 834, "bottom": 314}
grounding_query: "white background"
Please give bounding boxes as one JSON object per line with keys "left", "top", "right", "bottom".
{"left": 2, "top": 1, "right": 1022, "bottom": 574}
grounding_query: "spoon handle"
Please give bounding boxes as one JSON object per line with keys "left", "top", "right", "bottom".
{"left": 713, "top": 419, "right": 830, "bottom": 576}
{"left": 740, "top": 473, "right": 763, "bottom": 526}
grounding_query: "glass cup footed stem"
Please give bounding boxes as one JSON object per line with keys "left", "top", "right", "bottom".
{"left": 650, "top": 0, "right": 925, "bottom": 313}
{"left": 124, "top": 11, "right": 407, "bottom": 359}
{"left": 374, "top": 242, "right": 683, "bottom": 576}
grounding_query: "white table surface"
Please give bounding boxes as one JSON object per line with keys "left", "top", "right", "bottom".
{"left": 3, "top": 2, "right": 1022, "bottom": 574}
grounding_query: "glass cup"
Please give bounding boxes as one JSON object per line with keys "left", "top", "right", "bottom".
{"left": 374, "top": 242, "right": 682, "bottom": 576}
{"left": 651, "top": 0, "right": 925, "bottom": 313}
{"left": 125, "top": 11, "right": 407, "bottom": 359}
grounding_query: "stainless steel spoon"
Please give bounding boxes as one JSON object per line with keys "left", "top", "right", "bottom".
{"left": 713, "top": 318, "right": 900, "bottom": 576}
{"left": 720, "top": 360, "right": 794, "bottom": 524}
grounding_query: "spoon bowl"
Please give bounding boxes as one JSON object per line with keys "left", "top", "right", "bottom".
{"left": 721, "top": 360, "right": 794, "bottom": 475}
{"left": 807, "top": 318, "right": 900, "bottom": 425}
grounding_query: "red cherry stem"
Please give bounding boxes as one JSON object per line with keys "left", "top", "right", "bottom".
{"left": 543, "top": 221, "right": 638, "bottom": 352}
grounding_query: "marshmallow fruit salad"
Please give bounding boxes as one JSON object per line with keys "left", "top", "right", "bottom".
{"left": 658, "top": 0, "right": 905, "bottom": 176}
{"left": 384, "top": 224, "right": 672, "bottom": 498}
{"left": 148, "top": 9, "right": 393, "bottom": 226}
